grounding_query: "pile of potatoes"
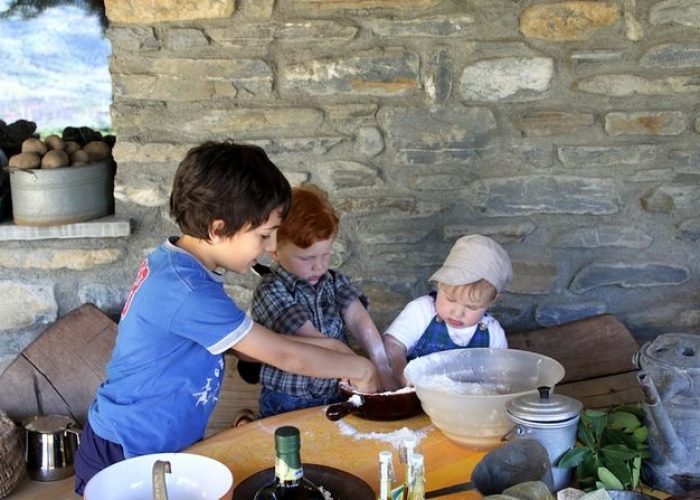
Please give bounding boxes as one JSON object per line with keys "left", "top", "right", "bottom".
{"left": 8, "top": 134, "right": 112, "bottom": 170}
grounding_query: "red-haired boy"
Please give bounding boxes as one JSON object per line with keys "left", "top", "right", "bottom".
{"left": 251, "top": 184, "right": 398, "bottom": 417}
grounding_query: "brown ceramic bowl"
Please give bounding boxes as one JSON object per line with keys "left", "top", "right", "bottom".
{"left": 325, "top": 382, "right": 422, "bottom": 421}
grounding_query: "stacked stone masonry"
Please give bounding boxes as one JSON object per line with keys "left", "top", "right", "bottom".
{"left": 3, "top": 0, "right": 700, "bottom": 372}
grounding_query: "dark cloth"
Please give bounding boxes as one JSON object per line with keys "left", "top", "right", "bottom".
{"left": 74, "top": 419, "right": 125, "bottom": 495}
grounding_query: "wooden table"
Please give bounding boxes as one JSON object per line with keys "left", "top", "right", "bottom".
{"left": 189, "top": 406, "right": 485, "bottom": 499}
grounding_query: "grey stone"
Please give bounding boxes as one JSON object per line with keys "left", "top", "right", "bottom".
{"left": 108, "top": 26, "right": 160, "bottom": 52}
{"left": 236, "top": 0, "right": 274, "bottom": 18}
{"left": 250, "top": 137, "right": 347, "bottom": 156}
{"left": 78, "top": 284, "right": 129, "bottom": 318}
{"left": 577, "top": 74, "right": 700, "bottom": 96}
{"left": 469, "top": 176, "right": 620, "bottom": 216}
{"left": 0, "top": 281, "right": 57, "bottom": 331}
{"left": 206, "top": 24, "right": 273, "bottom": 50}
{"left": 625, "top": 0, "right": 644, "bottom": 41}
{"left": 570, "top": 50, "right": 623, "bottom": 63}
{"left": 356, "top": 127, "right": 385, "bottom": 157}
{"left": 513, "top": 112, "right": 595, "bottom": 137}
{"left": 557, "top": 487, "right": 586, "bottom": 500}
{"left": 631, "top": 169, "right": 675, "bottom": 182}
{"left": 460, "top": 57, "right": 553, "bottom": 101}
{"left": 670, "top": 149, "right": 700, "bottom": 169}
{"left": 334, "top": 195, "right": 418, "bottom": 215}
{"left": 224, "top": 284, "right": 254, "bottom": 311}
{"left": 282, "top": 49, "right": 419, "bottom": 96}
{"left": 165, "top": 28, "right": 209, "bottom": 50}
{"left": 650, "top": 0, "right": 700, "bottom": 28}
{"left": 314, "top": 160, "right": 381, "bottom": 190}
{"left": 114, "top": 182, "right": 169, "bottom": 207}
{"left": 364, "top": 15, "right": 475, "bottom": 37}
{"left": 558, "top": 145, "right": 663, "bottom": 166}
{"left": 0, "top": 218, "right": 131, "bottom": 241}
{"left": 442, "top": 223, "right": 536, "bottom": 244}
{"left": 0, "top": 248, "right": 122, "bottom": 270}
{"left": 510, "top": 261, "right": 558, "bottom": 294}
{"left": 535, "top": 301, "right": 608, "bottom": 327}
{"left": 641, "top": 182, "right": 700, "bottom": 215}
{"left": 550, "top": 225, "right": 652, "bottom": 249}
{"left": 500, "top": 480, "right": 554, "bottom": 499}
{"left": 359, "top": 216, "right": 435, "bottom": 245}
{"left": 426, "top": 47, "right": 453, "bottom": 104}
{"left": 377, "top": 106, "right": 496, "bottom": 150}
{"left": 273, "top": 20, "right": 358, "bottom": 40}
{"left": 677, "top": 217, "right": 700, "bottom": 241}
{"left": 401, "top": 169, "right": 477, "bottom": 191}
{"left": 605, "top": 111, "right": 686, "bottom": 136}
{"left": 570, "top": 263, "right": 690, "bottom": 293}
{"left": 641, "top": 43, "right": 700, "bottom": 68}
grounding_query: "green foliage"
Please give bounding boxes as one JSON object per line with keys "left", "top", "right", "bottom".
{"left": 558, "top": 406, "right": 649, "bottom": 492}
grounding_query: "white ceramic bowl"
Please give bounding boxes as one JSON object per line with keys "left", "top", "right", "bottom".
{"left": 404, "top": 348, "right": 565, "bottom": 451}
{"left": 83, "top": 452, "right": 233, "bottom": 500}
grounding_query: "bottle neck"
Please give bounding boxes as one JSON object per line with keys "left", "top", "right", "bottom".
{"left": 274, "top": 451, "right": 303, "bottom": 485}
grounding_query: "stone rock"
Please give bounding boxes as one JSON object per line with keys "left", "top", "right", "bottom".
{"left": 0, "top": 248, "right": 122, "bottom": 270}
{"left": 625, "top": 0, "right": 644, "bottom": 41}
{"left": 314, "top": 160, "right": 381, "bottom": 190}
{"left": 104, "top": 0, "right": 235, "bottom": 24}
{"left": 237, "top": 0, "right": 274, "bottom": 18}
{"left": 356, "top": 127, "right": 385, "bottom": 157}
{"left": 377, "top": 106, "right": 496, "bottom": 150}
{"left": 577, "top": 74, "right": 700, "bottom": 96}
{"left": 605, "top": 111, "right": 686, "bottom": 136}
{"left": 224, "top": 284, "right": 254, "bottom": 311}
{"left": 557, "top": 487, "right": 586, "bottom": 500}
{"left": 570, "top": 263, "right": 690, "bottom": 293}
{"left": 282, "top": 49, "right": 419, "bottom": 96}
{"left": 273, "top": 20, "right": 358, "bottom": 40}
{"left": 551, "top": 225, "right": 652, "bottom": 249}
{"left": 500, "top": 481, "right": 554, "bottom": 499}
{"left": 78, "top": 284, "right": 129, "bottom": 318}
{"left": 641, "top": 182, "right": 700, "bottom": 215}
{"left": 558, "top": 144, "right": 663, "bottom": 167}
{"left": 460, "top": 57, "right": 553, "bottom": 101}
{"left": 285, "top": 0, "right": 441, "bottom": 15}
{"left": 116, "top": 184, "right": 169, "bottom": 207}
{"left": 425, "top": 47, "right": 453, "bottom": 104}
{"left": 641, "top": 43, "right": 700, "bottom": 68}
{"left": 469, "top": 176, "right": 620, "bottom": 216}
{"left": 113, "top": 142, "right": 192, "bottom": 164}
{"left": 510, "top": 261, "right": 559, "bottom": 294}
{"left": 570, "top": 50, "right": 623, "bottom": 63}
{"left": 650, "top": 0, "right": 700, "bottom": 28}
{"left": 164, "top": 28, "right": 209, "bottom": 50}
{"left": 677, "top": 217, "right": 700, "bottom": 241}
{"left": 520, "top": 2, "right": 619, "bottom": 41}
{"left": 442, "top": 223, "right": 536, "bottom": 244}
{"left": 364, "top": 15, "right": 475, "bottom": 37}
{"left": 250, "top": 137, "right": 347, "bottom": 156}
{"left": 108, "top": 26, "right": 159, "bottom": 51}
{"left": 0, "top": 281, "right": 57, "bottom": 331}
{"left": 535, "top": 301, "right": 608, "bottom": 327}
{"left": 513, "top": 112, "right": 594, "bottom": 137}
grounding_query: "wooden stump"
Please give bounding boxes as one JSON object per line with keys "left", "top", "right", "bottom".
{"left": 0, "top": 303, "right": 117, "bottom": 426}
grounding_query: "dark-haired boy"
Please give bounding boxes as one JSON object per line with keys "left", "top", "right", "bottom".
{"left": 74, "top": 142, "right": 379, "bottom": 493}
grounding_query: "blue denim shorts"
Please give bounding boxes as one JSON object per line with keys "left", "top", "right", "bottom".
{"left": 74, "top": 419, "right": 125, "bottom": 495}
{"left": 258, "top": 386, "right": 342, "bottom": 418}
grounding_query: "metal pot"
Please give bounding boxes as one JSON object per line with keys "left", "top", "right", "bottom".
{"left": 505, "top": 386, "right": 583, "bottom": 492}
{"left": 23, "top": 415, "right": 81, "bottom": 481}
{"left": 325, "top": 382, "right": 422, "bottom": 421}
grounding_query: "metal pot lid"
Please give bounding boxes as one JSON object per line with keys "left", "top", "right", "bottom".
{"left": 506, "top": 386, "right": 583, "bottom": 423}
{"left": 23, "top": 415, "right": 76, "bottom": 433}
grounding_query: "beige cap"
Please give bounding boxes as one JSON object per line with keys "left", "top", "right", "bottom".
{"left": 429, "top": 234, "right": 513, "bottom": 292}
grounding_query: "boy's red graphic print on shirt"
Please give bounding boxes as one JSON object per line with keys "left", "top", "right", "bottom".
{"left": 121, "top": 260, "right": 150, "bottom": 319}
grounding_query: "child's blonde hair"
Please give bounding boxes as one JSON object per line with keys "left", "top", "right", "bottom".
{"left": 438, "top": 279, "right": 498, "bottom": 309}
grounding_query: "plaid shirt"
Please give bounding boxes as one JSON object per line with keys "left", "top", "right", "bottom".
{"left": 252, "top": 263, "right": 365, "bottom": 398}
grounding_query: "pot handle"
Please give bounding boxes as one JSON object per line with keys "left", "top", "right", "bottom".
{"left": 65, "top": 426, "right": 81, "bottom": 446}
{"left": 501, "top": 424, "right": 525, "bottom": 442}
{"left": 325, "top": 401, "right": 359, "bottom": 421}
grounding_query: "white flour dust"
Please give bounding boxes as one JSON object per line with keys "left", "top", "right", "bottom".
{"left": 336, "top": 420, "right": 432, "bottom": 449}
{"left": 420, "top": 373, "right": 509, "bottom": 395}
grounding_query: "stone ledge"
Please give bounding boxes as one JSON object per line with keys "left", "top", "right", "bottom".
{"left": 0, "top": 217, "right": 131, "bottom": 241}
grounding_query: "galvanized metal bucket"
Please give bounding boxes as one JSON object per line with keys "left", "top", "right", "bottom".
{"left": 9, "top": 161, "right": 115, "bottom": 226}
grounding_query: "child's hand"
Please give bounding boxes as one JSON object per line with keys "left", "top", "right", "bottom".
{"left": 348, "top": 359, "right": 380, "bottom": 394}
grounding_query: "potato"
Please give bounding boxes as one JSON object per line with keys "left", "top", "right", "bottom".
{"left": 9, "top": 152, "right": 41, "bottom": 169}
{"left": 69, "top": 150, "right": 90, "bottom": 165}
{"left": 82, "top": 141, "right": 111, "bottom": 162}
{"left": 72, "top": 161, "right": 87, "bottom": 167}
{"left": 41, "top": 149, "right": 70, "bottom": 169}
{"left": 64, "top": 141, "right": 81, "bottom": 154}
{"left": 21, "top": 138, "right": 47, "bottom": 156}
{"left": 44, "top": 134, "right": 65, "bottom": 151}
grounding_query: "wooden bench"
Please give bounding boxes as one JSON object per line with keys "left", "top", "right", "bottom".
{"left": 508, "top": 314, "right": 642, "bottom": 409}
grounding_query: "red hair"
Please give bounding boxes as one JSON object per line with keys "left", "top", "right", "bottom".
{"left": 277, "top": 184, "right": 339, "bottom": 249}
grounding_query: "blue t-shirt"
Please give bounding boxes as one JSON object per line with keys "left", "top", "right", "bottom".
{"left": 88, "top": 237, "right": 253, "bottom": 457}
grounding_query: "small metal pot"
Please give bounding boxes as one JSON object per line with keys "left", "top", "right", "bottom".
{"left": 23, "top": 415, "right": 81, "bottom": 481}
{"left": 505, "top": 386, "right": 583, "bottom": 492}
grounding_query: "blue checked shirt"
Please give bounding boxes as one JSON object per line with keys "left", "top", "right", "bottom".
{"left": 252, "top": 263, "right": 365, "bottom": 398}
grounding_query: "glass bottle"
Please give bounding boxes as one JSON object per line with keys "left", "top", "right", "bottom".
{"left": 406, "top": 453, "right": 425, "bottom": 500}
{"left": 400, "top": 435, "right": 418, "bottom": 494}
{"left": 254, "top": 426, "right": 326, "bottom": 500}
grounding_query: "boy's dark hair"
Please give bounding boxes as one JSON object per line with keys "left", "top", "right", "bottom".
{"left": 170, "top": 141, "right": 291, "bottom": 239}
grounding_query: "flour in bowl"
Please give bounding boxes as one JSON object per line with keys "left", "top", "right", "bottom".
{"left": 421, "top": 373, "right": 510, "bottom": 395}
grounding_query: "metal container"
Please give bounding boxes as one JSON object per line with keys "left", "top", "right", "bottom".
{"left": 23, "top": 415, "right": 81, "bottom": 481}
{"left": 635, "top": 333, "right": 700, "bottom": 495}
{"left": 9, "top": 160, "right": 115, "bottom": 226}
{"left": 505, "top": 386, "right": 583, "bottom": 492}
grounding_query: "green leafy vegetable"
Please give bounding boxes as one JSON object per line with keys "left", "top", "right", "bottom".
{"left": 558, "top": 406, "right": 648, "bottom": 492}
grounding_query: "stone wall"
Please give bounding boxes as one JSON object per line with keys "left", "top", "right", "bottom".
{"left": 3, "top": 0, "right": 700, "bottom": 373}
